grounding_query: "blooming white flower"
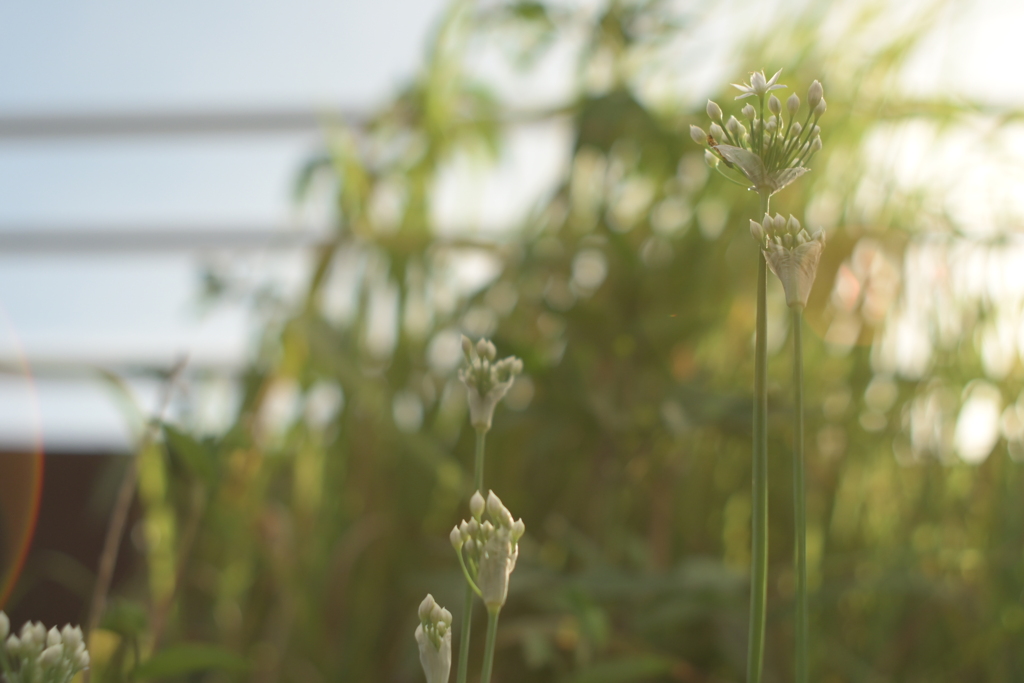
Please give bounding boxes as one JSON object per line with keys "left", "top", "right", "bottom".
{"left": 693, "top": 72, "right": 825, "bottom": 198}
{"left": 732, "top": 69, "right": 786, "bottom": 99}
{"left": 415, "top": 594, "right": 452, "bottom": 683}
{"left": 459, "top": 336, "right": 523, "bottom": 431}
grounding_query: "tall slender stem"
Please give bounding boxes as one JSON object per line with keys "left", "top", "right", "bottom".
{"left": 479, "top": 608, "right": 500, "bottom": 683}
{"left": 748, "top": 191, "right": 770, "bottom": 683}
{"left": 474, "top": 428, "right": 486, "bottom": 494}
{"left": 456, "top": 582, "right": 474, "bottom": 683}
{"left": 792, "top": 308, "right": 808, "bottom": 683}
{"left": 457, "top": 427, "right": 489, "bottom": 683}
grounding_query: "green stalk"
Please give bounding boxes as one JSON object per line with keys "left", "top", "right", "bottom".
{"left": 456, "top": 582, "right": 474, "bottom": 683}
{"left": 474, "top": 428, "right": 486, "bottom": 494}
{"left": 457, "top": 427, "right": 489, "bottom": 683}
{"left": 479, "top": 608, "right": 500, "bottom": 683}
{"left": 747, "top": 191, "right": 770, "bottom": 683}
{"left": 792, "top": 308, "right": 808, "bottom": 683}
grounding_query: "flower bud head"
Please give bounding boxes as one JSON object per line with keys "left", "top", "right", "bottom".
{"left": 47, "top": 626, "right": 61, "bottom": 647}
{"left": 469, "top": 491, "right": 485, "bottom": 519}
{"left": 773, "top": 214, "right": 786, "bottom": 233}
{"left": 814, "top": 98, "right": 827, "bottom": 117}
{"left": 511, "top": 518, "right": 526, "bottom": 542}
{"left": 76, "top": 649, "right": 91, "bottom": 669}
{"left": 706, "top": 100, "right": 723, "bottom": 122}
{"left": 807, "top": 80, "right": 823, "bottom": 109}
{"left": 6, "top": 634, "right": 20, "bottom": 656}
{"left": 461, "top": 335, "right": 473, "bottom": 360}
{"left": 0, "top": 612, "right": 8, "bottom": 641}
{"left": 689, "top": 125, "right": 707, "bottom": 145}
{"left": 450, "top": 526, "right": 463, "bottom": 550}
{"left": 765, "top": 116, "right": 777, "bottom": 133}
{"left": 810, "top": 137, "right": 822, "bottom": 153}
{"left": 768, "top": 95, "right": 782, "bottom": 115}
{"left": 464, "top": 538, "right": 476, "bottom": 553}
{"left": 704, "top": 150, "right": 719, "bottom": 168}
{"left": 742, "top": 103, "right": 756, "bottom": 120}
{"left": 787, "top": 93, "right": 800, "bottom": 115}
{"left": 709, "top": 123, "right": 725, "bottom": 143}
{"left": 430, "top": 604, "right": 445, "bottom": 625}
{"left": 481, "top": 520, "right": 495, "bottom": 536}
{"left": 750, "top": 219, "right": 766, "bottom": 243}
{"left": 790, "top": 121, "right": 802, "bottom": 137}
{"left": 419, "top": 594, "right": 436, "bottom": 622}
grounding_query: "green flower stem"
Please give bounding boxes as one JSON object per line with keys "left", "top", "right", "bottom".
{"left": 457, "top": 426, "right": 489, "bottom": 683}
{"left": 474, "top": 428, "right": 486, "bottom": 494}
{"left": 792, "top": 307, "right": 808, "bottom": 683}
{"left": 748, "top": 190, "right": 770, "bottom": 683}
{"left": 457, "top": 582, "right": 475, "bottom": 683}
{"left": 479, "top": 608, "right": 500, "bottom": 683}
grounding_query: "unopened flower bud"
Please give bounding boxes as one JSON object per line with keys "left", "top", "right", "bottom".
{"left": 0, "top": 612, "right": 8, "bottom": 641}
{"left": 704, "top": 150, "right": 719, "bottom": 168}
{"left": 790, "top": 121, "right": 802, "bottom": 137}
{"left": 787, "top": 93, "right": 800, "bottom": 115}
{"left": 742, "top": 103, "right": 756, "bottom": 120}
{"left": 47, "top": 626, "right": 61, "bottom": 647}
{"left": 768, "top": 95, "right": 782, "bottom": 115}
{"left": 430, "top": 604, "right": 445, "bottom": 626}
{"left": 807, "top": 80, "right": 823, "bottom": 109}
{"left": 750, "top": 219, "right": 766, "bottom": 242}
{"left": 773, "top": 214, "right": 786, "bottom": 233}
{"left": 810, "top": 137, "right": 822, "bottom": 153}
{"left": 6, "top": 634, "right": 20, "bottom": 656}
{"left": 76, "top": 649, "right": 90, "bottom": 669}
{"left": 62, "top": 625, "right": 83, "bottom": 654}
{"left": 786, "top": 215, "right": 801, "bottom": 235}
{"left": 511, "top": 518, "right": 526, "bottom": 542}
{"left": 461, "top": 335, "right": 473, "bottom": 359}
{"left": 726, "top": 116, "right": 741, "bottom": 136}
{"left": 470, "top": 491, "right": 485, "bottom": 519}
{"left": 39, "top": 643, "right": 63, "bottom": 668}
{"left": 450, "top": 526, "right": 463, "bottom": 550}
{"left": 709, "top": 123, "right": 725, "bottom": 143}
{"left": 814, "top": 98, "right": 826, "bottom": 117}
{"left": 706, "top": 100, "right": 723, "bottom": 122}
{"left": 689, "top": 125, "right": 707, "bottom": 145}
{"left": 419, "top": 594, "right": 436, "bottom": 622}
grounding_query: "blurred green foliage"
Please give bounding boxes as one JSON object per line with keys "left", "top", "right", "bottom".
{"left": 86, "top": 1, "right": 1024, "bottom": 682}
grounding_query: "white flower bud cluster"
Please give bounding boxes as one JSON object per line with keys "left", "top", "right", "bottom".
{"left": 690, "top": 72, "right": 826, "bottom": 197}
{"left": 458, "top": 336, "right": 524, "bottom": 431}
{"left": 0, "top": 612, "right": 90, "bottom": 683}
{"left": 750, "top": 213, "right": 826, "bottom": 310}
{"left": 414, "top": 595, "right": 452, "bottom": 683}
{"left": 451, "top": 491, "right": 525, "bottom": 612}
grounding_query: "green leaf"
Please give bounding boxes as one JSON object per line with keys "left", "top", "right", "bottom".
{"left": 135, "top": 644, "right": 251, "bottom": 680}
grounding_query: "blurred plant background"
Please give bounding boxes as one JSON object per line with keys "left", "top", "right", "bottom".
{"left": 7, "top": 0, "right": 1024, "bottom": 681}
